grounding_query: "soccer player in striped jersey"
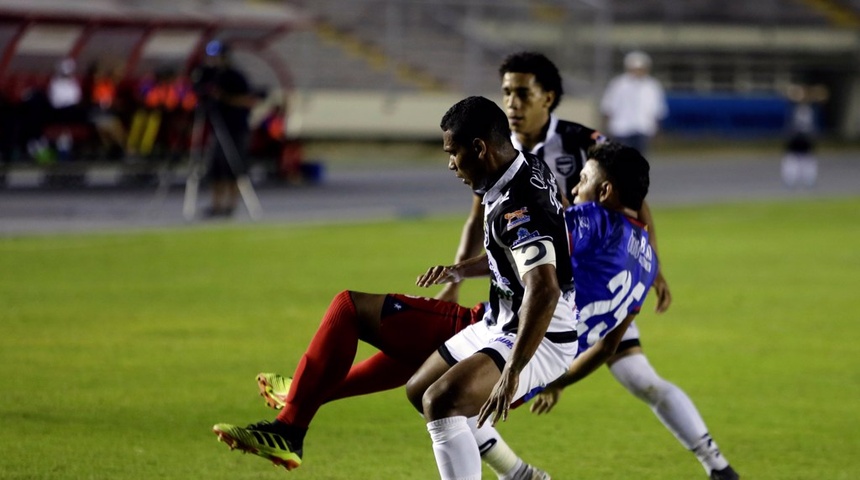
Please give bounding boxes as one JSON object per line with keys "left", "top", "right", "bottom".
{"left": 405, "top": 95, "right": 578, "bottom": 480}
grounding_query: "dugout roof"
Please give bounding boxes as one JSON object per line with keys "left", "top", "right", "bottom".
{"left": 0, "top": 0, "right": 314, "bottom": 89}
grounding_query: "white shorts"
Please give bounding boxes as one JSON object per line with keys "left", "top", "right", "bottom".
{"left": 439, "top": 320, "right": 578, "bottom": 404}
{"left": 620, "top": 320, "right": 641, "bottom": 343}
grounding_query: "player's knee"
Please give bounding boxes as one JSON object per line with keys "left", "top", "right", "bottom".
{"left": 317, "top": 290, "right": 357, "bottom": 330}
{"left": 421, "top": 378, "right": 461, "bottom": 421}
{"left": 405, "top": 375, "right": 427, "bottom": 414}
{"left": 347, "top": 291, "right": 387, "bottom": 339}
{"left": 330, "top": 289, "right": 356, "bottom": 312}
{"left": 609, "top": 354, "right": 668, "bottom": 405}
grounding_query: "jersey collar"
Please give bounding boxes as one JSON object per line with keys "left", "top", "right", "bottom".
{"left": 482, "top": 152, "right": 526, "bottom": 205}
{"left": 510, "top": 114, "right": 559, "bottom": 155}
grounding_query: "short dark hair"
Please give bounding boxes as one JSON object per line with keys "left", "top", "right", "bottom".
{"left": 499, "top": 51, "right": 564, "bottom": 112}
{"left": 440, "top": 96, "right": 511, "bottom": 146}
{"left": 587, "top": 142, "right": 650, "bottom": 211}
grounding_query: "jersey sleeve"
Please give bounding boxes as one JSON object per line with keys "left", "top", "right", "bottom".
{"left": 565, "top": 203, "right": 605, "bottom": 256}
{"left": 495, "top": 202, "right": 555, "bottom": 251}
{"left": 560, "top": 121, "right": 606, "bottom": 155}
{"left": 497, "top": 198, "right": 564, "bottom": 278}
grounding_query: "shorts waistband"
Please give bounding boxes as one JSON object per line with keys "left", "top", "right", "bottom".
{"left": 544, "top": 330, "right": 578, "bottom": 344}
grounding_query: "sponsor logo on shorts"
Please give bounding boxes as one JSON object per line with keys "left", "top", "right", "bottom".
{"left": 492, "top": 335, "right": 515, "bottom": 350}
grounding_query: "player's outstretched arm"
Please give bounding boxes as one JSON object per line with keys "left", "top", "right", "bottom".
{"left": 638, "top": 199, "right": 672, "bottom": 313}
{"left": 530, "top": 313, "right": 637, "bottom": 415}
{"left": 435, "top": 195, "right": 485, "bottom": 302}
{"left": 652, "top": 271, "right": 672, "bottom": 313}
{"left": 416, "top": 253, "right": 490, "bottom": 288}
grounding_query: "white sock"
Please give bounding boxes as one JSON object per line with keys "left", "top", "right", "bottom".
{"left": 691, "top": 432, "right": 731, "bottom": 475}
{"left": 466, "top": 416, "right": 529, "bottom": 479}
{"left": 782, "top": 154, "right": 801, "bottom": 187}
{"left": 610, "top": 353, "right": 729, "bottom": 474}
{"left": 427, "top": 416, "right": 482, "bottom": 480}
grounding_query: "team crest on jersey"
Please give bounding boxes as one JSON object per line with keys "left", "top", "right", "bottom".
{"left": 504, "top": 207, "right": 530, "bottom": 231}
{"left": 490, "top": 279, "right": 514, "bottom": 300}
{"left": 512, "top": 227, "right": 540, "bottom": 248}
{"left": 555, "top": 156, "right": 577, "bottom": 177}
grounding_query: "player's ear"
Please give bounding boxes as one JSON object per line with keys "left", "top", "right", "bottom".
{"left": 472, "top": 137, "right": 487, "bottom": 158}
{"left": 543, "top": 90, "right": 556, "bottom": 110}
{"left": 599, "top": 181, "right": 614, "bottom": 203}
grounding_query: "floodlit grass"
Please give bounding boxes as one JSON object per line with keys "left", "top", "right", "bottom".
{"left": 1, "top": 197, "right": 858, "bottom": 479}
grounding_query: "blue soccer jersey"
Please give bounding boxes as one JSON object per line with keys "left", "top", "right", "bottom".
{"left": 565, "top": 202, "right": 659, "bottom": 355}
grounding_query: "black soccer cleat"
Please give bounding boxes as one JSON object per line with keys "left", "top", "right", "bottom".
{"left": 710, "top": 465, "right": 740, "bottom": 480}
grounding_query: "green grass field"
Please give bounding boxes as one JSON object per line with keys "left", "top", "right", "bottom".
{"left": 2, "top": 197, "right": 858, "bottom": 479}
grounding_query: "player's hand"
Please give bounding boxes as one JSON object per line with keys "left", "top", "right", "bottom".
{"left": 529, "top": 386, "right": 562, "bottom": 415}
{"left": 477, "top": 367, "right": 519, "bottom": 428}
{"left": 653, "top": 271, "right": 672, "bottom": 313}
{"left": 434, "top": 282, "right": 461, "bottom": 302}
{"left": 416, "top": 265, "right": 461, "bottom": 288}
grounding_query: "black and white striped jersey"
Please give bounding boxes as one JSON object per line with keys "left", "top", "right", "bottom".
{"left": 511, "top": 115, "right": 605, "bottom": 204}
{"left": 480, "top": 151, "right": 575, "bottom": 335}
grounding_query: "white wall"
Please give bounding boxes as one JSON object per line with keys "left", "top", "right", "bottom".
{"left": 283, "top": 90, "right": 599, "bottom": 140}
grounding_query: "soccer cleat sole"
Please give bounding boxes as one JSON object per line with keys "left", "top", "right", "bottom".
{"left": 213, "top": 427, "right": 301, "bottom": 471}
{"left": 256, "top": 373, "right": 288, "bottom": 410}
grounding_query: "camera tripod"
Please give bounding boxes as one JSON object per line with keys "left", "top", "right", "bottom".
{"left": 183, "top": 100, "right": 262, "bottom": 220}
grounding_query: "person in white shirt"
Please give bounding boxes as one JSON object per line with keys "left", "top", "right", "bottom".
{"left": 780, "top": 83, "right": 827, "bottom": 188}
{"left": 48, "top": 58, "right": 82, "bottom": 112}
{"left": 600, "top": 51, "right": 667, "bottom": 155}
{"left": 46, "top": 58, "right": 85, "bottom": 159}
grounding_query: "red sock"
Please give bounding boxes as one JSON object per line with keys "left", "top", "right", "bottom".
{"left": 277, "top": 290, "right": 358, "bottom": 428}
{"left": 327, "top": 352, "right": 416, "bottom": 402}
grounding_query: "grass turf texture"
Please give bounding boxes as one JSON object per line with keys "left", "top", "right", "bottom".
{"left": 1, "top": 197, "right": 858, "bottom": 479}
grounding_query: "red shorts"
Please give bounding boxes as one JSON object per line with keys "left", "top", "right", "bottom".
{"left": 377, "top": 294, "right": 484, "bottom": 366}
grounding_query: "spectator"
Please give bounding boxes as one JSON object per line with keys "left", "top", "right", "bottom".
{"left": 600, "top": 50, "right": 668, "bottom": 155}
{"left": 48, "top": 58, "right": 83, "bottom": 117}
{"left": 126, "top": 68, "right": 168, "bottom": 159}
{"left": 0, "top": 84, "right": 14, "bottom": 162}
{"left": 85, "top": 62, "right": 127, "bottom": 160}
{"left": 19, "top": 79, "right": 53, "bottom": 163}
{"left": 251, "top": 97, "right": 303, "bottom": 184}
{"left": 47, "top": 58, "right": 87, "bottom": 160}
{"left": 781, "top": 83, "right": 827, "bottom": 188}
{"left": 160, "top": 71, "right": 198, "bottom": 162}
